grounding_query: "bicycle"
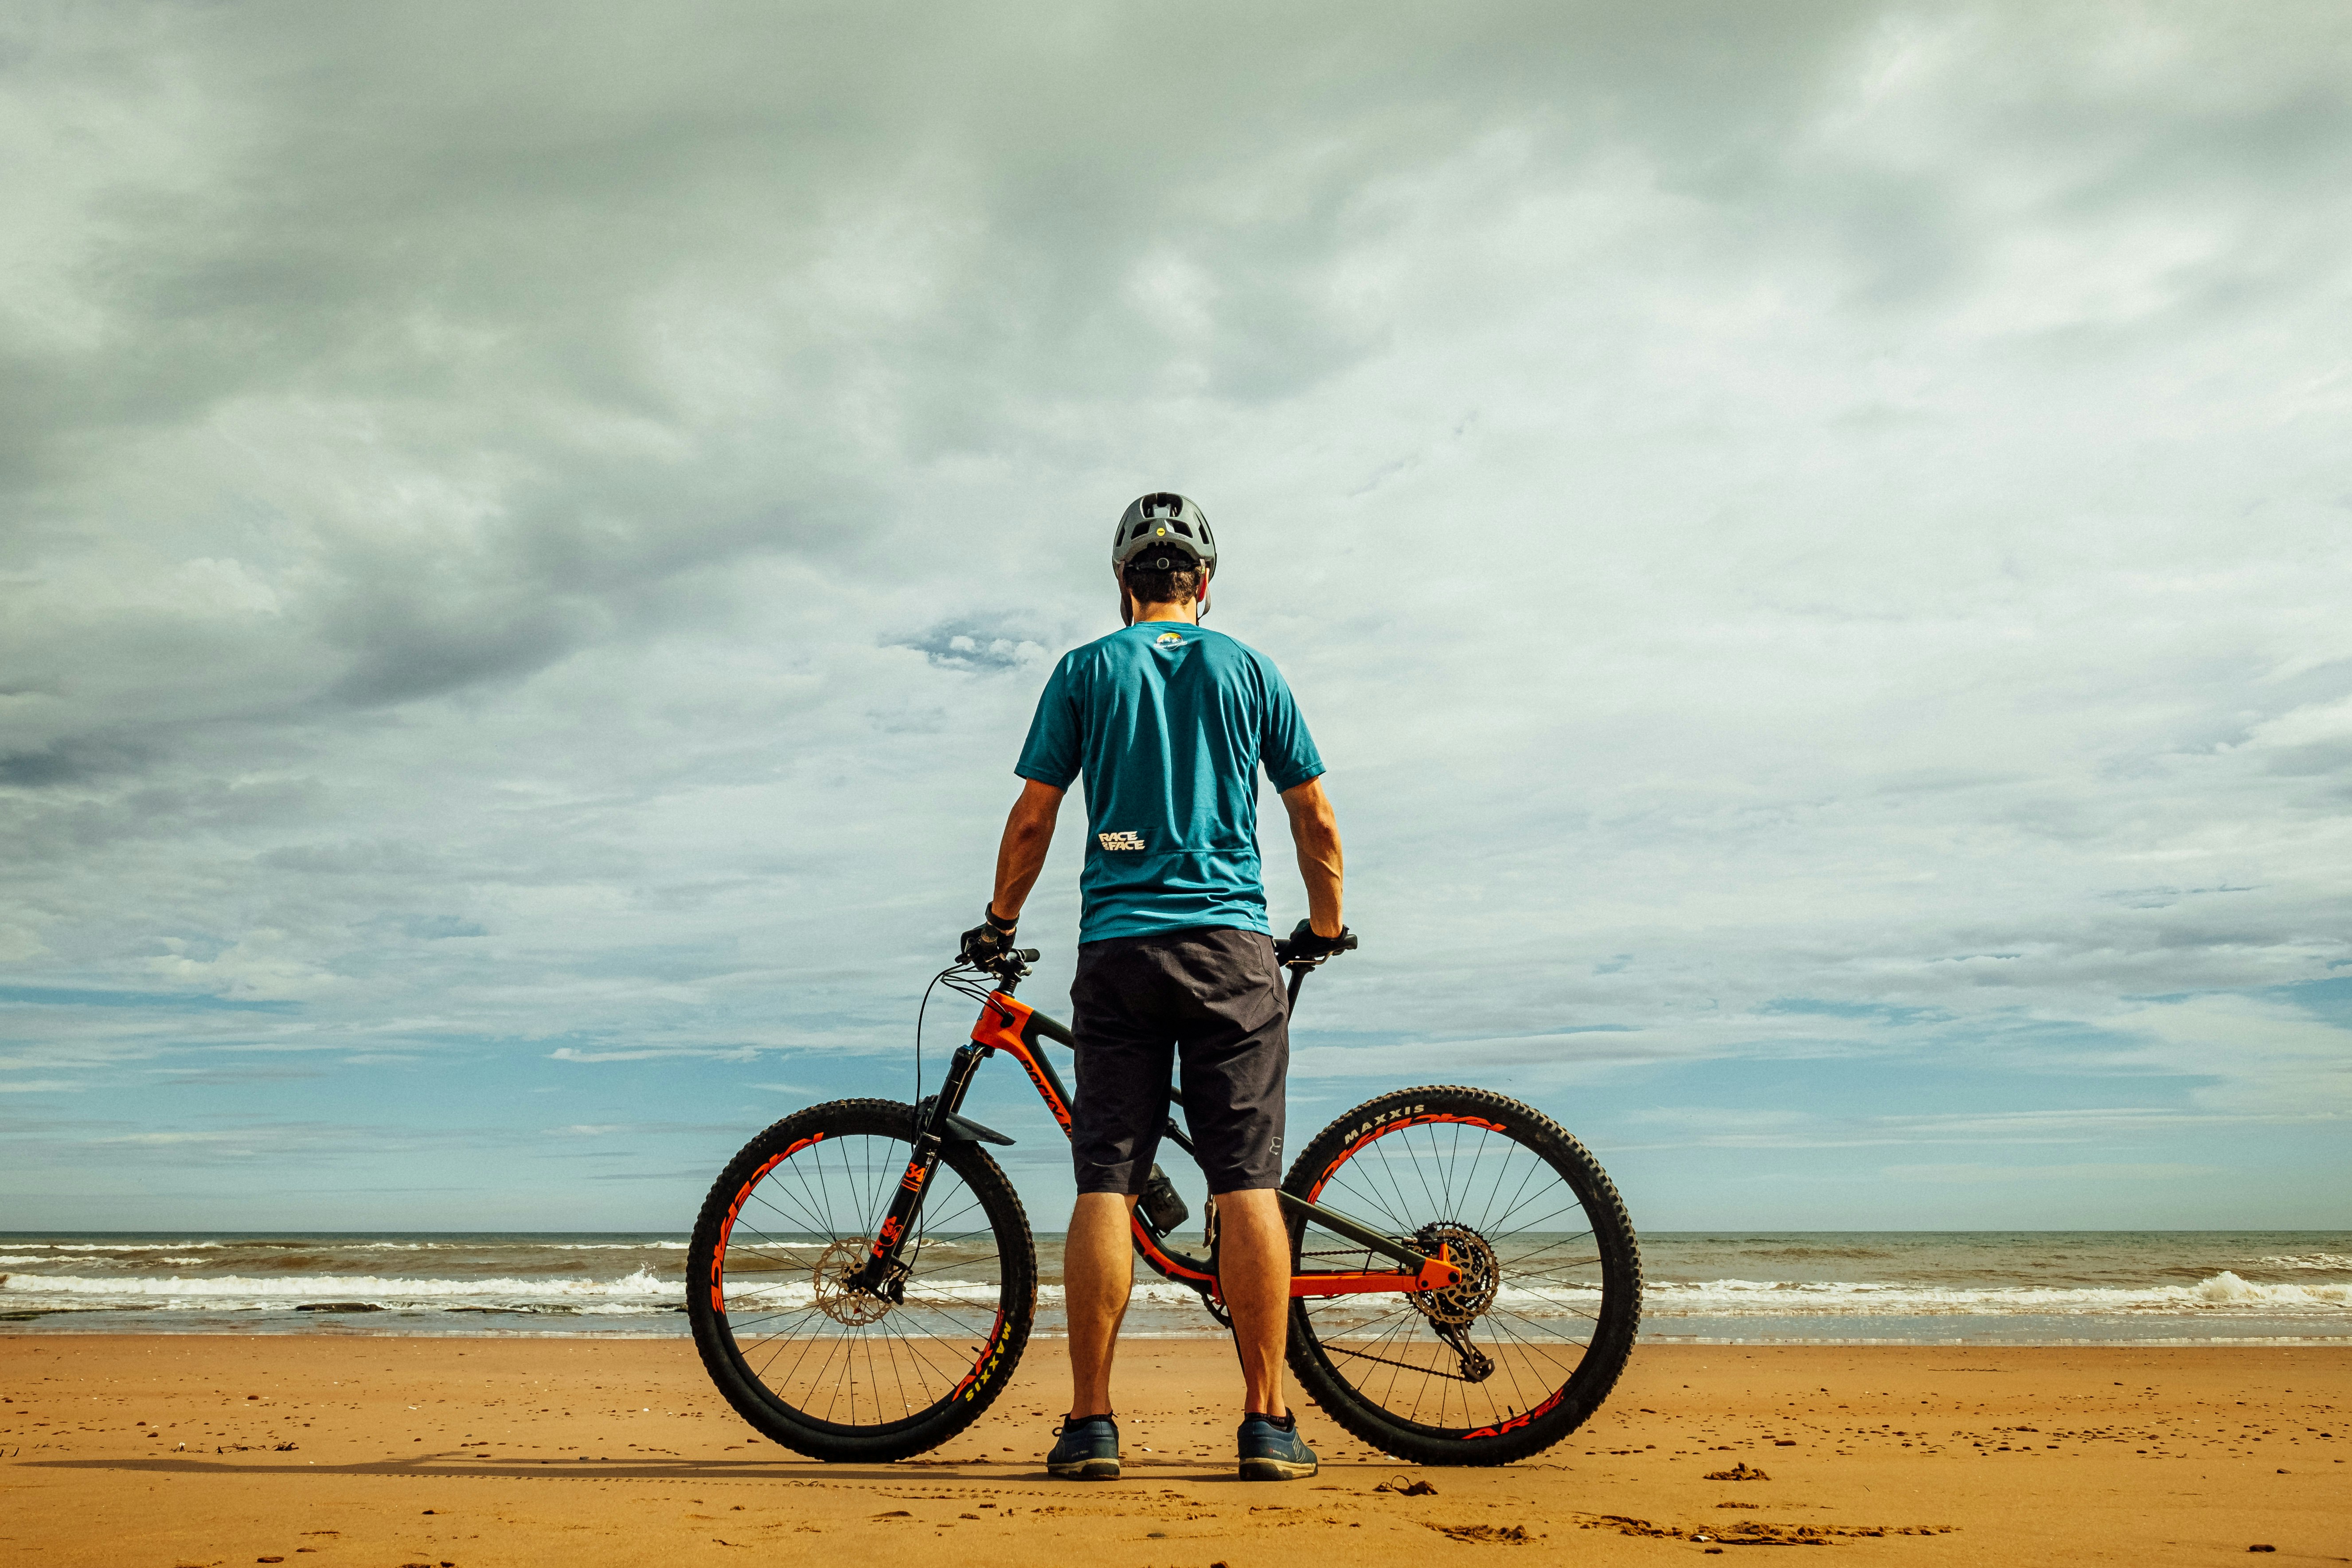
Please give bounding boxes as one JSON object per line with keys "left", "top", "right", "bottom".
{"left": 686, "top": 935, "right": 1641, "bottom": 1467}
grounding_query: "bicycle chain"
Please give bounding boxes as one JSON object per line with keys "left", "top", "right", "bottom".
{"left": 1298, "top": 1244, "right": 1499, "bottom": 1386}
{"left": 1322, "top": 1338, "right": 1489, "bottom": 1385}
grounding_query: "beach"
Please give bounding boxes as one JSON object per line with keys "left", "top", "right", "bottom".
{"left": 3, "top": 1336, "right": 2342, "bottom": 1566}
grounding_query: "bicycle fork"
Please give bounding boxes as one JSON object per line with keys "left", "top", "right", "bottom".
{"left": 845, "top": 1040, "right": 1000, "bottom": 1298}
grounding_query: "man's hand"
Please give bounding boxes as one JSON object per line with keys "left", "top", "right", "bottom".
{"left": 959, "top": 906, "right": 1018, "bottom": 967}
{"left": 1285, "top": 917, "right": 1353, "bottom": 961}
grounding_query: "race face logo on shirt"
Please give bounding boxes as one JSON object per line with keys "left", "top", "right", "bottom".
{"left": 1154, "top": 631, "right": 1184, "bottom": 646}
{"left": 1098, "top": 830, "right": 1145, "bottom": 851}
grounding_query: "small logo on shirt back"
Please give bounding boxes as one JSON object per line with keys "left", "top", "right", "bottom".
{"left": 1098, "top": 830, "right": 1145, "bottom": 851}
{"left": 1154, "top": 631, "right": 1184, "bottom": 646}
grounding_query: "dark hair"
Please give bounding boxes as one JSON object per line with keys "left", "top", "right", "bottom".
{"left": 1122, "top": 557, "right": 1204, "bottom": 606}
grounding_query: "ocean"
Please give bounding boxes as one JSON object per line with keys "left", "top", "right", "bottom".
{"left": 2, "top": 1231, "right": 2345, "bottom": 1344}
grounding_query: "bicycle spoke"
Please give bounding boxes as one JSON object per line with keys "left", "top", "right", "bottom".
{"left": 1291, "top": 1103, "right": 1632, "bottom": 1440}
{"left": 708, "top": 1119, "right": 1013, "bottom": 1435}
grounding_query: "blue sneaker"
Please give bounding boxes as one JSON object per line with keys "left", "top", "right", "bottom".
{"left": 1047, "top": 1413, "right": 1121, "bottom": 1479}
{"left": 1237, "top": 1412, "right": 1318, "bottom": 1480}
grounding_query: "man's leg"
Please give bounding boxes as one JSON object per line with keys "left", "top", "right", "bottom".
{"left": 1057, "top": 938, "right": 1178, "bottom": 1479}
{"left": 1169, "top": 930, "right": 1295, "bottom": 1422}
{"left": 1064, "top": 1191, "right": 1141, "bottom": 1417}
{"left": 1212, "top": 1187, "right": 1290, "bottom": 1418}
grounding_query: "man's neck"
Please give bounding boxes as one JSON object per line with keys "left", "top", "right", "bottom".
{"left": 1130, "top": 599, "right": 1199, "bottom": 626}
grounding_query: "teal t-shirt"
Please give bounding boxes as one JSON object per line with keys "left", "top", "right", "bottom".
{"left": 1015, "top": 622, "right": 1324, "bottom": 944}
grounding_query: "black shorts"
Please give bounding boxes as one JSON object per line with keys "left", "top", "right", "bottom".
{"left": 1069, "top": 926, "right": 1289, "bottom": 1196}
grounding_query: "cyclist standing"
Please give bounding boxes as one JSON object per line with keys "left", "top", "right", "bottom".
{"left": 961, "top": 493, "right": 1348, "bottom": 1482}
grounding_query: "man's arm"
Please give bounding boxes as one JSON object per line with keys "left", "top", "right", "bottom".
{"left": 989, "top": 778, "right": 1067, "bottom": 924}
{"left": 1280, "top": 776, "right": 1344, "bottom": 938}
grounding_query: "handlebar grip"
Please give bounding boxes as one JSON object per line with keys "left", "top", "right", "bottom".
{"left": 1271, "top": 931, "right": 1359, "bottom": 964}
{"left": 1015, "top": 948, "right": 1040, "bottom": 963}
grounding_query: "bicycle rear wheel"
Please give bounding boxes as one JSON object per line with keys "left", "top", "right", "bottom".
{"left": 687, "top": 1098, "right": 1036, "bottom": 1462}
{"left": 1283, "top": 1085, "right": 1640, "bottom": 1466}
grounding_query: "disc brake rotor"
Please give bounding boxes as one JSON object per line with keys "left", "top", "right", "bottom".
{"left": 811, "top": 1238, "right": 893, "bottom": 1326}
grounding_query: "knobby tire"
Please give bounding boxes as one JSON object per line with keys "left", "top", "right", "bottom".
{"left": 686, "top": 1098, "right": 1037, "bottom": 1463}
{"left": 1282, "top": 1084, "right": 1641, "bottom": 1466}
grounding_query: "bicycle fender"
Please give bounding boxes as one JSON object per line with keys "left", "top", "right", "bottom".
{"left": 937, "top": 1111, "right": 1016, "bottom": 1146}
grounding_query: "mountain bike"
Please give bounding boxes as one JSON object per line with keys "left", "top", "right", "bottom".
{"left": 686, "top": 936, "right": 1641, "bottom": 1467}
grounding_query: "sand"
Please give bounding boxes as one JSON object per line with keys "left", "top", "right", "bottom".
{"left": 1, "top": 1336, "right": 2344, "bottom": 1567}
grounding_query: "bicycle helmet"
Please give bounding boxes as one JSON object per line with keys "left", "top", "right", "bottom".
{"left": 1112, "top": 492, "right": 1216, "bottom": 579}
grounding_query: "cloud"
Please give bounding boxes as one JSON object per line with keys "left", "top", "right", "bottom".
{"left": 3, "top": 2, "right": 2350, "bottom": 1224}
{"left": 1883, "top": 1162, "right": 2225, "bottom": 1184}
{"left": 888, "top": 620, "right": 1055, "bottom": 674}
{"left": 1612, "top": 1103, "right": 2336, "bottom": 1154}
{"left": 546, "top": 1046, "right": 760, "bottom": 1064}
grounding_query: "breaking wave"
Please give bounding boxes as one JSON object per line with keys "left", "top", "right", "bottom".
{"left": 1639, "top": 1271, "right": 2352, "bottom": 1318}
{"left": 4, "top": 1232, "right": 2345, "bottom": 1339}
{"left": 0, "top": 1267, "right": 679, "bottom": 1314}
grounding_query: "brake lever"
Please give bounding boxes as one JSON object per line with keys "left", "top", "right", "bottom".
{"left": 985, "top": 946, "right": 1039, "bottom": 982}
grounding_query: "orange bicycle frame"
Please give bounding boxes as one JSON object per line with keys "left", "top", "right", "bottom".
{"left": 959, "top": 989, "right": 1461, "bottom": 1305}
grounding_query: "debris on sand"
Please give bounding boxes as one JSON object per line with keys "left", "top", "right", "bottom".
{"left": 1376, "top": 1476, "right": 1438, "bottom": 1496}
{"left": 1582, "top": 1514, "right": 1685, "bottom": 1539}
{"left": 1425, "top": 1522, "right": 1535, "bottom": 1544}
{"left": 1704, "top": 1462, "right": 1771, "bottom": 1481}
{"left": 1578, "top": 1514, "right": 1958, "bottom": 1544}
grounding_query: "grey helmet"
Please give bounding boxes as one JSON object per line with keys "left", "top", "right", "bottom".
{"left": 1112, "top": 492, "right": 1216, "bottom": 579}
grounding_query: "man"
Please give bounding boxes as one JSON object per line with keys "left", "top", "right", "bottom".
{"left": 959, "top": 492, "right": 1348, "bottom": 1483}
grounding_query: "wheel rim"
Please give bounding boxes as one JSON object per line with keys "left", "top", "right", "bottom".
{"left": 1297, "top": 1111, "right": 1621, "bottom": 1438}
{"left": 712, "top": 1130, "right": 1013, "bottom": 1434}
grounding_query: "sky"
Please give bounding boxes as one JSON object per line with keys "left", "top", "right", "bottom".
{"left": 3, "top": 1, "right": 2348, "bottom": 1234}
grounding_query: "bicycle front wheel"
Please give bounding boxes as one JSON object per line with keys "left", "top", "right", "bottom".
{"left": 1283, "top": 1085, "right": 1640, "bottom": 1466}
{"left": 687, "top": 1098, "right": 1036, "bottom": 1462}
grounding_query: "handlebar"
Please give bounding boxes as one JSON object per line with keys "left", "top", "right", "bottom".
{"left": 968, "top": 946, "right": 1042, "bottom": 984}
{"left": 1271, "top": 931, "right": 1358, "bottom": 966}
{"left": 971, "top": 935, "right": 1348, "bottom": 992}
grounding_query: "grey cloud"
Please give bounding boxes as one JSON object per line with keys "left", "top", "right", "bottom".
{"left": 0, "top": 734, "right": 157, "bottom": 787}
{"left": 5, "top": 3, "right": 2352, "bottom": 1224}
{"left": 324, "top": 596, "right": 596, "bottom": 708}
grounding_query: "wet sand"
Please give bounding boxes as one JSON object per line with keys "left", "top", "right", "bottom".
{"left": 1, "top": 1336, "right": 2344, "bottom": 1566}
